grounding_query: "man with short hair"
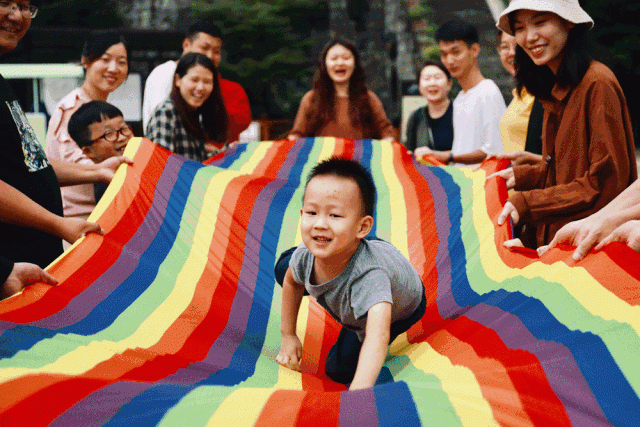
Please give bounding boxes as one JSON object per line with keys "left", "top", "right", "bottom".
{"left": 0, "top": 0, "right": 128, "bottom": 298}
{"left": 142, "top": 21, "right": 252, "bottom": 143}
{"left": 434, "top": 19, "right": 505, "bottom": 166}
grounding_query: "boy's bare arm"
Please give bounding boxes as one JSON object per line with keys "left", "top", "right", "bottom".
{"left": 276, "top": 267, "right": 305, "bottom": 370}
{"left": 349, "top": 301, "right": 392, "bottom": 391}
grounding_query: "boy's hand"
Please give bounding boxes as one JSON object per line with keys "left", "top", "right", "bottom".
{"left": 276, "top": 334, "right": 302, "bottom": 371}
{"left": 95, "top": 156, "right": 133, "bottom": 184}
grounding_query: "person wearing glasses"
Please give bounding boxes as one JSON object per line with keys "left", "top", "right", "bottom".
{"left": 68, "top": 101, "right": 133, "bottom": 204}
{"left": 0, "top": 0, "right": 35, "bottom": 18}
{"left": 0, "top": 1, "right": 130, "bottom": 298}
{"left": 45, "top": 30, "right": 129, "bottom": 221}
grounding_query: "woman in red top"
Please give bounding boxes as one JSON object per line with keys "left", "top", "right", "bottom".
{"left": 490, "top": 0, "right": 636, "bottom": 248}
{"left": 288, "top": 38, "right": 396, "bottom": 141}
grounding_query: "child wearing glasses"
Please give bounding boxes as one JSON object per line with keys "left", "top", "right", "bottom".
{"left": 67, "top": 101, "right": 132, "bottom": 205}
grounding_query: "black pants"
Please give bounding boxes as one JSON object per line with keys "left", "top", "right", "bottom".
{"left": 324, "top": 291, "right": 426, "bottom": 384}
{"left": 274, "top": 243, "right": 426, "bottom": 385}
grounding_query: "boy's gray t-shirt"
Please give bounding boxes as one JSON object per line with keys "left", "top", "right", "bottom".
{"left": 289, "top": 239, "right": 424, "bottom": 341}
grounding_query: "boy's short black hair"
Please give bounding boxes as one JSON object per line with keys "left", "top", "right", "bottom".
{"left": 68, "top": 101, "right": 123, "bottom": 149}
{"left": 186, "top": 21, "right": 223, "bottom": 42}
{"left": 305, "top": 157, "right": 376, "bottom": 217}
{"left": 435, "top": 19, "right": 479, "bottom": 46}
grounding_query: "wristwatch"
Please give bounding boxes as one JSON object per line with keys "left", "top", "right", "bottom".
{"left": 448, "top": 152, "right": 454, "bottom": 164}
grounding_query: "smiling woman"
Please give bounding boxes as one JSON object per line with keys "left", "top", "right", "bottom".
{"left": 491, "top": 0, "right": 637, "bottom": 249}
{"left": 288, "top": 38, "right": 396, "bottom": 142}
{"left": 44, "top": 30, "right": 129, "bottom": 222}
{"left": 145, "top": 52, "right": 229, "bottom": 162}
{"left": 404, "top": 60, "right": 453, "bottom": 160}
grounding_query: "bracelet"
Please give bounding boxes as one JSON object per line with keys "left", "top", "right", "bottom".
{"left": 448, "top": 152, "right": 454, "bottom": 164}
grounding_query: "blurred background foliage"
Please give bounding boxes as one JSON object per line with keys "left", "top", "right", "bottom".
{"left": 191, "top": 0, "right": 329, "bottom": 119}
{"left": 584, "top": 0, "right": 640, "bottom": 136}
{"left": 19, "top": 0, "right": 640, "bottom": 137}
{"left": 407, "top": 0, "right": 438, "bottom": 61}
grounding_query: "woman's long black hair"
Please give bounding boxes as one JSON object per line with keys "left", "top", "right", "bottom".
{"left": 171, "top": 53, "right": 229, "bottom": 143}
{"left": 513, "top": 22, "right": 593, "bottom": 99}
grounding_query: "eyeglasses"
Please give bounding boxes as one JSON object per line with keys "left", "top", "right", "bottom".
{"left": 93, "top": 125, "right": 133, "bottom": 143}
{"left": 0, "top": 1, "right": 38, "bottom": 18}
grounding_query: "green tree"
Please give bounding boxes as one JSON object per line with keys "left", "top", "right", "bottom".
{"left": 407, "top": 0, "right": 438, "bottom": 61}
{"left": 191, "top": 0, "right": 329, "bottom": 120}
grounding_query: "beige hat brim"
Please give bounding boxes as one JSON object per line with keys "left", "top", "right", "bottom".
{"left": 497, "top": 0, "right": 593, "bottom": 36}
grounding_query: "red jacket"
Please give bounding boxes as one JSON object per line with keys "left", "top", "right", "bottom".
{"left": 219, "top": 78, "right": 252, "bottom": 143}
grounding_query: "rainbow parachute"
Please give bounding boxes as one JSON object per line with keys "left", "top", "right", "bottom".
{"left": 0, "top": 137, "right": 638, "bottom": 426}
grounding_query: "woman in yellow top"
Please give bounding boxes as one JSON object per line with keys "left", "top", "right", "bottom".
{"left": 497, "top": 29, "right": 543, "bottom": 162}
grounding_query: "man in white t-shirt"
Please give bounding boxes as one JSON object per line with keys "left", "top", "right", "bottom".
{"left": 142, "top": 21, "right": 252, "bottom": 143}
{"left": 431, "top": 19, "right": 506, "bottom": 166}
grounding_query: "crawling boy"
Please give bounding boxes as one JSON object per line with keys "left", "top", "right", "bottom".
{"left": 68, "top": 101, "right": 132, "bottom": 203}
{"left": 275, "top": 157, "right": 426, "bottom": 390}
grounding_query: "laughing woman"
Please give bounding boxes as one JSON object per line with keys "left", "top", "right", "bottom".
{"left": 404, "top": 60, "right": 454, "bottom": 162}
{"left": 45, "top": 31, "right": 129, "bottom": 220}
{"left": 146, "top": 52, "right": 228, "bottom": 162}
{"left": 288, "top": 38, "right": 396, "bottom": 141}
{"left": 490, "top": 0, "right": 636, "bottom": 248}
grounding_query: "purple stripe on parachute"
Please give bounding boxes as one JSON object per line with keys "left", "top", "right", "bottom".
{"left": 163, "top": 138, "right": 309, "bottom": 383}
{"left": 340, "top": 388, "right": 379, "bottom": 426}
{"left": 465, "top": 303, "right": 609, "bottom": 427}
{"left": 415, "top": 165, "right": 608, "bottom": 426}
{"left": 27, "top": 157, "right": 184, "bottom": 329}
{"left": 50, "top": 382, "right": 152, "bottom": 427}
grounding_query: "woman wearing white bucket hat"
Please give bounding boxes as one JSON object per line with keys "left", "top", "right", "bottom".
{"left": 488, "top": 0, "right": 637, "bottom": 249}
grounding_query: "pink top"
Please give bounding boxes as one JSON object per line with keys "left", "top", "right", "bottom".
{"left": 44, "top": 88, "right": 95, "bottom": 220}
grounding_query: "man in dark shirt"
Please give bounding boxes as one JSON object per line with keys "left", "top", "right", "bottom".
{"left": 0, "top": 1, "right": 129, "bottom": 298}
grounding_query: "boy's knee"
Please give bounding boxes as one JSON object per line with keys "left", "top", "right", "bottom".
{"left": 324, "top": 363, "right": 355, "bottom": 385}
